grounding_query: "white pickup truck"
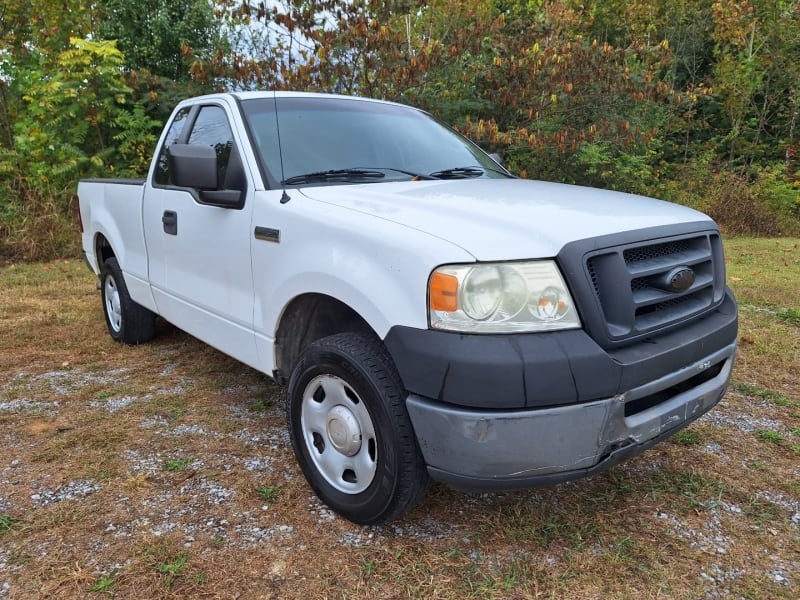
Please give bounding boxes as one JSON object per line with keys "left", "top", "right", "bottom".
{"left": 78, "top": 92, "right": 738, "bottom": 524}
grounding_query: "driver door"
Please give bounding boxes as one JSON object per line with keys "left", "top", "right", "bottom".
{"left": 144, "top": 101, "right": 258, "bottom": 369}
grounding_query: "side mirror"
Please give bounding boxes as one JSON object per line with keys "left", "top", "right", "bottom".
{"left": 167, "top": 144, "right": 244, "bottom": 209}
{"left": 488, "top": 152, "right": 505, "bottom": 168}
{"left": 169, "top": 144, "right": 218, "bottom": 189}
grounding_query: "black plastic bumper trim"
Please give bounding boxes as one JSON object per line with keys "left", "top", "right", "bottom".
{"left": 384, "top": 289, "right": 737, "bottom": 410}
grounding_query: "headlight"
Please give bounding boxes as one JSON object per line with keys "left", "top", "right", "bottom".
{"left": 428, "top": 261, "right": 581, "bottom": 333}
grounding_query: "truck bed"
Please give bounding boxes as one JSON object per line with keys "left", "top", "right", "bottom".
{"left": 78, "top": 178, "right": 153, "bottom": 311}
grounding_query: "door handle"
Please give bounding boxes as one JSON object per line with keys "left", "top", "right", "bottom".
{"left": 162, "top": 210, "right": 177, "bottom": 235}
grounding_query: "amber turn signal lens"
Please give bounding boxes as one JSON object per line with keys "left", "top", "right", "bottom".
{"left": 430, "top": 272, "right": 458, "bottom": 312}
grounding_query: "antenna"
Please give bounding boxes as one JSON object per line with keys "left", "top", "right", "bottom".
{"left": 272, "top": 90, "right": 291, "bottom": 204}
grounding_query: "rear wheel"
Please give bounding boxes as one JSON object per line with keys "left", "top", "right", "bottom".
{"left": 100, "top": 257, "right": 156, "bottom": 344}
{"left": 287, "top": 332, "right": 430, "bottom": 525}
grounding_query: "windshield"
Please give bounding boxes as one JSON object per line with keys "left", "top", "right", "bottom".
{"left": 241, "top": 96, "right": 509, "bottom": 186}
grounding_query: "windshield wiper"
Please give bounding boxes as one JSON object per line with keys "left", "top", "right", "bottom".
{"left": 429, "top": 166, "right": 485, "bottom": 179}
{"left": 373, "top": 167, "right": 436, "bottom": 180}
{"left": 282, "top": 169, "right": 386, "bottom": 186}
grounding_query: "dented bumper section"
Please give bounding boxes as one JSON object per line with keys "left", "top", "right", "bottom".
{"left": 405, "top": 340, "right": 737, "bottom": 491}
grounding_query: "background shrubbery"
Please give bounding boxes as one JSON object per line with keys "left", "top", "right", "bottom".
{"left": 1, "top": 0, "right": 798, "bottom": 262}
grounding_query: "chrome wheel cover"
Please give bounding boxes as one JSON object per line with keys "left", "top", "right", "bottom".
{"left": 300, "top": 374, "right": 377, "bottom": 494}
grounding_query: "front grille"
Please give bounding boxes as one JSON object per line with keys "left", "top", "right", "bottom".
{"left": 623, "top": 240, "right": 693, "bottom": 264}
{"left": 584, "top": 233, "right": 725, "bottom": 341}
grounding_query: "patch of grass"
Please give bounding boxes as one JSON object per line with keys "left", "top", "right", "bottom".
{"left": 776, "top": 308, "right": 800, "bottom": 327}
{"left": 163, "top": 457, "right": 193, "bottom": 472}
{"left": 675, "top": 470, "right": 726, "bottom": 509}
{"left": 27, "top": 506, "right": 87, "bottom": 533}
{"left": 158, "top": 552, "right": 187, "bottom": 589}
{"left": 746, "top": 499, "right": 782, "bottom": 525}
{"left": 731, "top": 381, "right": 794, "bottom": 406}
{"left": 755, "top": 430, "right": 785, "bottom": 445}
{"left": 249, "top": 399, "right": 271, "bottom": 412}
{"left": 190, "top": 571, "right": 209, "bottom": 585}
{"left": 0, "top": 513, "right": 18, "bottom": 536}
{"left": 255, "top": 484, "right": 280, "bottom": 502}
{"left": 726, "top": 238, "right": 800, "bottom": 307}
{"left": 360, "top": 557, "right": 378, "bottom": 577}
{"left": 88, "top": 571, "right": 116, "bottom": 595}
{"left": 638, "top": 466, "right": 726, "bottom": 508}
{"left": 672, "top": 429, "right": 702, "bottom": 446}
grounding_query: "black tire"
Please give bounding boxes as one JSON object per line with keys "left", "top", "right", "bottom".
{"left": 99, "top": 257, "right": 156, "bottom": 344}
{"left": 287, "top": 332, "right": 430, "bottom": 525}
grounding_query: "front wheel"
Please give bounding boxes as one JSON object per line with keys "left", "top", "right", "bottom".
{"left": 287, "top": 333, "right": 430, "bottom": 525}
{"left": 100, "top": 257, "right": 156, "bottom": 344}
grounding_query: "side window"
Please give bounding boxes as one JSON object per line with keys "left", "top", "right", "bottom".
{"left": 188, "top": 106, "right": 234, "bottom": 188}
{"left": 154, "top": 107, "right": 190, "bottom": 185}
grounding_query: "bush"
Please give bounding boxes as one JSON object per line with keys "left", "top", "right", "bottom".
{"left": 0, "top": 179, "right": 80, "bottom": 264}
{"left": 706, "top": 168, "right": 800, "bottom": 236}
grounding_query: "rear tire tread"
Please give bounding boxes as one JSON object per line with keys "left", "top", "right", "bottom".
{"left": 100, "top": 256, "right": 156, "bottom": 345}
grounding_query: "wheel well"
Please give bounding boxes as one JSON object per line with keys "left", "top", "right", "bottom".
{"left": 95, "top": 234, "right": 115, "bottom": 270}
{"left": 274, "top": 294, "right": 377, "bottom": 383}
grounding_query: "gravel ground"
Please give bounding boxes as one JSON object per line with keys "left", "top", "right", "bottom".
{"left": 1, "top": 359, "right": 798, "bottom": 598}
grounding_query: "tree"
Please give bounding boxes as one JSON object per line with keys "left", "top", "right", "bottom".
{"left": 95, "top": 0, "right": 221, "bottom": 81}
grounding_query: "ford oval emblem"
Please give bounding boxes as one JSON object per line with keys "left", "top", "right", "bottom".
{"left": 664, "top": 266, "right": 695, "bottom": 292}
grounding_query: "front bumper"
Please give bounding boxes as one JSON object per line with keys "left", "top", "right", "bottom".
{"left": 384, "top": 289, "right": 737, "bottom": 490}
{"left": 406, "top": 340, "right": 736, "bottom": 490}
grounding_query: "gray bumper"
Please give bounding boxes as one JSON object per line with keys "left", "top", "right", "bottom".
{"left": 406, "top": 340, "right": 736, "bottom": 491}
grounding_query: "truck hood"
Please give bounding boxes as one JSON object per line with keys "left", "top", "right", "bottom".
{"left": 298, "top": 179, "right": 713, "bottom": 260}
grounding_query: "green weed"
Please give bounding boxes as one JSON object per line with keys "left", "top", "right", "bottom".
{"left": 731, "top": 382, "right": 793, "bottom": 406}
{"left": 249, "top": 399, "right": 271, "bottom": 412}
{"left": 672, "top": 429, "right": 702, "bottom": 446}
{"left": 255, "top": 485, "right": 280, "bottom": 502}
{"left": 158, "top": 552, "right": 187, "bottom": 589}
{"left": 88, "top": 572, "right": 116, "bottom": 595}
{"left": 776, "top": 308, "right": 800, "bottom": 327}
{"left": 0, "top": 514, "right": 18, "bottom": 536}
{"left": 360, "top": 557, "right": 378, "bottom": 577}
{"left": 163, "top": 457, "right": 193, "bottom": 472}
{"left": 190, "top": 571, "right": 209, "bottom": 585}
{"left": 755, "top": 430, "right": 784, "bottom": 445}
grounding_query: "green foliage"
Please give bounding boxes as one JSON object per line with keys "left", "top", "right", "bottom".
{"left": 88, "top": 572, "right": 116, "bottom": 595}
{"left": 755, "top": 430, "right": 785, "bottom": 445}
{"left": 2, "top": 0, "right": 799, "bottom": 262}
{"left": 0, "top": 514, "right": 18, "bottom": 536}
{"left": 163, "top": 457, "right": 193, "bottom": 472}
{"left": 705, "top": 167, "right": 800, "bottom": 236}
{"left": 112, "top": 106, "right": 163, "bottom": 176}
{"left": 95, "top": 0, "right": 221, "bottom": 80}
{"left": 13, "top": 38, "right": 130, "bottom": 184}
{"left": 672, "top": 429, "right": 702, "bottom": 446}
{"left": 776, "top": 308, "right": 800, "bottom": 327}
{"left": 731, "top": 382, "right": 794, "bottom": 406}
{"left": 255, "top": 485, "right": 281, "bottom": 502}
{"left": 158, "top": 552, "right": 187, "bottom": 589}
{"left": 0, "top": 38, "right": 136, "bottom": 260}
